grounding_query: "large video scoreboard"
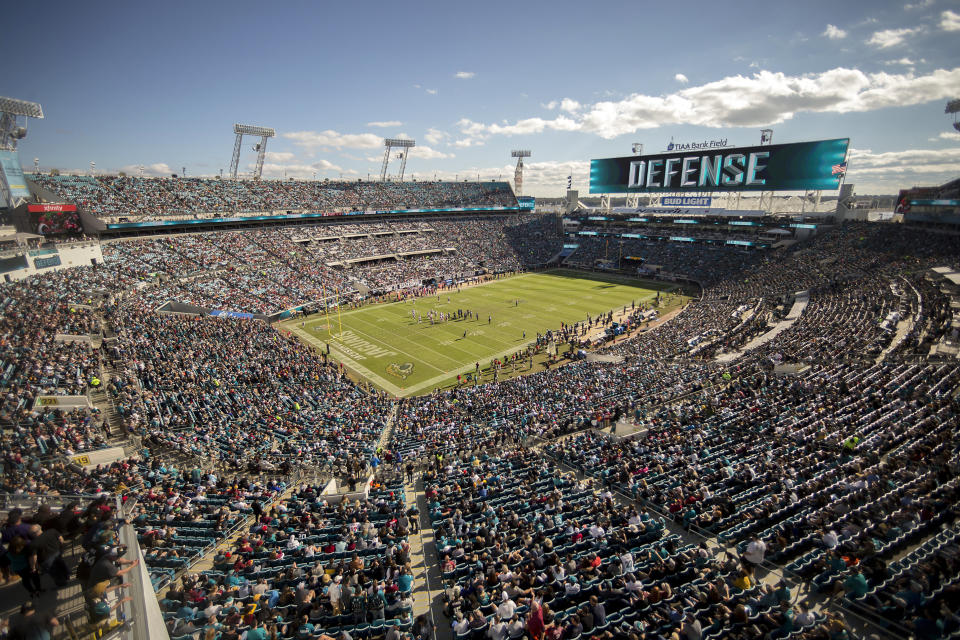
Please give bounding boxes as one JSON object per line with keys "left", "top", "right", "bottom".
{"left": 590, "top": 138, "right": 849, "bottom": 193}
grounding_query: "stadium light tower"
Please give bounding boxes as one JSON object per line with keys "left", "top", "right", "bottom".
{"left": 230, "top": 123, "right": 276, "bottom": 180}
{"left": 946, "top": 99, "right": 960, "bottom": 133}
{"left": 0, "top": 96, "right": 43, "bottom": 151}
{"left": 380, "top": 138, "right": 416, "bottom": 181}
{"left": 511, "top": 150, "right": 531, "bottom": 197}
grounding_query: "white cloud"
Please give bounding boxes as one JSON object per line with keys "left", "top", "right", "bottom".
{"left": 847, "top": 147, "right": 960, "bottom": 179}
{"left": 422, "top": 160, "right": 590, "bottom": 197}
{"left": 559, "top": 98, "right": 581, "bottom": 113}
{"left": 823, "top": 24, "right": 848, "bottom": 39}
{"left": 785, "top": 145, "right": 958, "bottom": 193}
{"left": 458, "top": 115, "right": 579, "bottom": 137}
{"left": 884, "top": 57, "right": 922, "bottom": 65}
{"left": 941, "top": 10, "right": 960, "bottom": 31}
{"left": 674, "top": 73, "right": 689, "bottom": 84}
{"left": 457, "top": 66, "right": 960, "bottom": 140}
{"left": 542, "top": 101, "right": 559, "bottom": 110}
{"left": 264, "top": 151, "right": 295, "bottom": 162}
{"left": 452, "top": 138, "right": 484, "bottom": 148}
{"left": 454, "top": 71, "right": 475, "bottom": 79}
{"left": 928, "top": 131, "right": 960, "bottom": 141}
{"left": 867, "top": 27, "right": 923, "bottom": 48}
{"left": 426, "top": 89, "right": 438, "bottom": 95}
{"left": 408, "top": 146, "right": 455, "bottom": 160}
{"left": 904, "top": 0, "right": 933, "bottom": 9}
{"left": 283, "top": 130, "right": 382, "bottom": 150}
{"left": 258, "top": 158, "right": 355, "bottom": 179}
{"left": 424, "top": 128, "right": 448, "bottom": 145}
{"left": 367, "top": 120, "right": 402, "bottom": 128}
{"left": 118, "top": 163, "right": 173, "bottom": 177}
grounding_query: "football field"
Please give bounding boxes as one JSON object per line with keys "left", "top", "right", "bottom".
{"left": 280, "top": 269, "right": 689, "bottom": 396}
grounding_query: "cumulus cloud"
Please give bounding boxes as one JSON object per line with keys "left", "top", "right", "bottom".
{"left": 259, "top": 158, "right": 355, "bottom": 179}
{"left": 454, "top": 71, "right": 475, "bottom": 79}
{"left": 867, "top": 27, "right": 923, "bottom": 47}
{"left": 457, "top": 66, "right": 960, "bottom": 140}
{"left": 283, "top": 130, "right": 382, "bottom": 150}
{"left": 823, "top": 24, "right": 847, "bottom": 39}
{"left": 842, "top": 147, "right": 960, "bottom": 193}
{"left": 884, "top": 57, "right": 922, "bottom": 65}
{"left": 559, "top": 98, "right": 581, "bottom": 113}
{"left": 942, "top": 10, "right": 960, "bottom": 31}
{"left": 452, "top": 138, "right": 484, "bottom": 148}
{"left": 426, "top": 89, "right": 438, "bottom": 95}
{"left": 674, "top": 73, "right": 689, "bottom": 83}
{"left": 458, "top": 115, "right": 580, "bottom": 137}
{"left": 928, "top": 131, "right": 960, "bottom": 141}
{"left": 542, "top": 101, "right": 558, "bottom": 110}
{"left": 119, "top": 163, "right": 173, "bottom": 177}
{"left": 424, "top": 128, "right": 449, "bottom": 145}
{"left": 264, "top": 151, "right": 295, "bottom": 162}
{"left": 800, "top": 146, "right": 960, "bottom": 192}
{"left": 408, "top": 146, "right": 455, "bottom": 160}
{"left": 367, "top": 120, "right": 402, "bottom": 128}
{"left": 424, "top": 160, "right": 590, "bottom": 196}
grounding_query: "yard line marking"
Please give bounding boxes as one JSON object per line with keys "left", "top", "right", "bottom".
{"left": 346, "top": 313, "right": 475, "bottom": 366}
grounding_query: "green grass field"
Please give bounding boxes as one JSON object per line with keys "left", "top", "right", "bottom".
{"left": 280, "top": 269, "right": 689, "bottom": 396}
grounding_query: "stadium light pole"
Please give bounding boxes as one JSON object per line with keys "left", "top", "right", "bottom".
{"left": 380, "top": 138, "right": 416, "bottom": 181}
{"left": 230, "top": 124, "right": 276, "bottom": 180}
{"left": 33, "top": 157, "right": 38, "bottom": 173}
{"left": 90, "top": 161, "right": 95, "bottom": 177}
{"left": 757, "top": 130, "right": 774, "bottom": 212}
{"left": 0, "top": 96, "right": 44, "bottom": 152}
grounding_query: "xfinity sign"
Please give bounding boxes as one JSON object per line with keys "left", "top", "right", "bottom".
{"left": 590, "top": 138, "right": 849, "bottom": 193}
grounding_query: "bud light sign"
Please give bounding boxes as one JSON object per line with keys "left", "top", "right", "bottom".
{"left": 661, "top": 196, "right": 712, "bottom": 207}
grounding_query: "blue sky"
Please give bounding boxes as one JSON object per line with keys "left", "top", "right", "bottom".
{"left": 4, "top": 0, "right": 959, "bottom": 196}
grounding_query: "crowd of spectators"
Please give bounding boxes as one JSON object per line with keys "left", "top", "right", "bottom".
{"left": 3, "top": 214, "right": 960, "bottom": 638}
{"left": 158, "top": 477, "right": 420, "bottom": 640}
{"left": 543, "top": 358, "right": 960, "bottom": 636}
{"left": 96, "top": 215, "right": 560, "bottom": 314}
{"left": 413, "top": 447, "right": 848, "bottom": 640}
{"left": 1, "top": 495, "right": 140, "bottom": 636}
{"left": 29, "top": 175, "right": 518, "bottom": 221}
{"left": 107, "top": 308, "right": 393, "bottom": 475}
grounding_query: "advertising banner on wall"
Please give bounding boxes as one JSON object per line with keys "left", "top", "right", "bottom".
{"left": 0, "top": 149, "right": 31, "bottom": 201}
{"left": 590, "top": 138, "right": 849, "bottom": 193}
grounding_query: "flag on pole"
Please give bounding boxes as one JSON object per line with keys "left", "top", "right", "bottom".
{"left": 831, "top": 162, "right": 847, "bottom": 177}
